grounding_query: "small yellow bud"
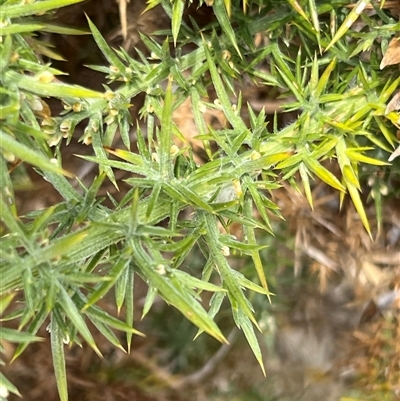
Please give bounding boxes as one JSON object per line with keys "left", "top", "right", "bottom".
{"left": 170, "top": 145, "right": 180, "bottom": 157}
{"left": 36, "top": 71, "right": 54, "bottom": 83}
{"left": 222, "top": 50, "right": 231, "bottom": 61}
{"left": 83, "top": 134, "right": 92, "bottom": 146}
{"left": 199, "top": 102, "right": 207, "bottom": 113}
{"left": 48, "top": 133, "right": 62, "bottom": 147}
{"left": 221, "top": 245, "right": 230, "bottom": 256}
{"left": 104, "top": 90, "right": 115, "bottom": 101}
{"left": 72, "top": 102, "right": 83, "bottom": 112}
{"left": 250, "top": 150, "right": 261, "bottom": 160}
{"left": 60, "top": 120, "right": 72, "bottom": 133}
{"left": 110, "top": 65, "right": 119, "bottom": 74}
{"left": 104, "top": 115, "right": 115, "bottom": 125}
{"left": 156, "top": 264, "right": 166, "bottom": 275}
{"left": 232, "top": 179, "right": 242, "bottom": 197}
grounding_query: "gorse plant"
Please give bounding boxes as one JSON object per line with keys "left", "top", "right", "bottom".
{"left": 0, "top": 0, "right": 399, "bottom": 399}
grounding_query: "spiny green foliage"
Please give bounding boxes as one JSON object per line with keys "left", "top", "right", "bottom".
{"left": 1, "top": 0, "right": 399, "bottom": 399}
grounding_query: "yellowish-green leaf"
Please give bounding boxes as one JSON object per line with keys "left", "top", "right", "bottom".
{"left": 83, "top": 256, "right": 130, "bottom": 311}
{"left": 213, "top": 0, "right": 241, "bottom": 57}
{"left": 50, "top": 316, "right": 68, "bottom": 401}
{"left": 115, "top": 262, "right": 129, "bottom": 314}
{"left": 141, "top": 286, "right": 158, "bottom": 319}
{"left": 232, "top": 270, "right": 273, "bottom": 296}
{"left": 87, "top": 16, "right": 126, "bottom": 73}
{"left": 0, "top": 372, "right": 21, "bottom": 398}
{"left": 223, "top": 0, "right": 232, "bottom": 15}
{"left": 346, "top": 182, "right": 372, "bottom": 238}
{"left": 172, "top": 0, "right": 185, "bottom": 46}
{"left": 104, "top": 146, "right": 144, "bottom": 166}
{"left": 342, "top": 164, "right": 360, "bottom": 189}
{"left": 315, "top": 58, "right": 337, "bottom": 98}
{"left": 132, "top": 238, "right": 227, "bottom": 343}
{"left": 275, "top": 66, "right": 304, "bottom": 102}
{"left": 0, "top": 292, "right": 16, "bottom": 315}
{"left": 275, "top": 152, "right": 303, "bottom": 169}
{"left": 12, "top": 304, "right": 48, "bottom": 362}
{"left": 379, "top": 76, "right": 400, "bottom": 103}
{"left": 373, "top": 116, "right": 397, "bottom": 147}
{"left": 286, "top": 0, "right": 310, "bottom": 23}
{"left": 143, "top": 0, "right": 163, "bottom": 13}
{"left": 39, "top": 24, "right": 90, "bottom": 35}
{"left": 1, "top": 0, "right": 85, "bottom": 18}
{"left": 0, "top": 327, "right": 43, "bottom": 343}
{"left": 311, "top": 137, "right": 338, "bottom": 160}
{"left": 299, "top": 162, "right": 313, "bottom": 209}
{"left": 0, "top": 23, "right": 45, "bottom": 35}
{"left": 159, "top": 75, "right": 174, "bottom": 178}
{"left": 203, "top": 213, "right": 260, "bottom": 330}
{"left": 238, "top": 310, "right": 265, "bottom": 375}
{"left": 308, "top": 0, "right": 321, "bottom": 51}
{"left": 242, "top": 176, "right": 272, "bottom": 231}
{"left": 345, "top": 149, "right": 391, "bottom": 166}
{"left": 325, "top": 0, "right": 371, "bottom": 50}
{"left": 87, "top": 317, "right": 126, "bottom": 352}
{"left": 125, "top": 267, "right": 134, "bottom": 352}
{"left": 59, "top": 286, "right": 102, "bottom": 357}
{"left": 174, "top": 270, "right": 227, "bottom": 293}
{"left": 39, "top": 231, "right": 89, "bottom": 262}
{"left": 204, "top": 44, "right": 246, "bottom": 130}
{"left": 81, "top": 301, "right": 145, "bottom": 337}
{"left": 304, "top": 156, "right": 346, "bottom": 191}
{"left": 255, "top": 152, "right": 293, "bottom": 170}
{"left": 0, "top": 130, "right": 73, "bottom": 177}
{"left": 4, "top": 70, "right": 104, "bottom": 99}
{"left": 242, "top": 191, "right": 271, "bottom": 293}
{"left": 194, "top": 292, "right": 225, "bottom": 340}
